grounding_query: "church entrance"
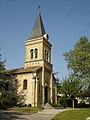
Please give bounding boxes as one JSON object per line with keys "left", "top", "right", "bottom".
{"left": 45, "top": 86, "right": 48, "bottom": 104}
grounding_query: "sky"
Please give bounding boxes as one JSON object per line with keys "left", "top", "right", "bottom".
{"left": 0, "top": 0, "right": 90, "bottom": 80}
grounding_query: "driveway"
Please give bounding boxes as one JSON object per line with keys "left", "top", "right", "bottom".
{"left": 0, "top": 109, "right": 65, "bottom": 120}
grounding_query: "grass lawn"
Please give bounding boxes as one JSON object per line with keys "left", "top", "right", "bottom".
{"left": 52, "top": 108, "right": 90, "bottom": 120}
{"left": 9, "top": 106, "right": 42, "bottom": 113}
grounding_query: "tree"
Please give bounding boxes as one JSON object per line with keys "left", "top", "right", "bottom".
{"left": 60, "top": 75, "right": 81, "bottom": 108}
{"left": 59, "top": 36, "right": 90, "bottom": 108}
{"left": 63, "top": 36, "right": 90, "bottom": 93}
{"left": 0, "top": 48, "right": 5, "bottom": 70}
{"left": 0, "top": 49, "right": 17, "bottom": 108}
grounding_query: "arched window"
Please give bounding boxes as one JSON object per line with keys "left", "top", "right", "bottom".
{"left": 48, "top": 52, "right": 51, "bottom": 63}
{"left": 45, "top": 49, "right": 48, "bottom": 61}
{"left": 35, "top": 48, "right": 38, "bottom": 58}
{"left": 45, "top": 49, "right": 47, "bottom": 60}
{"left": 23, "top": 79, "right": 27, "bottom": 90}
{"left": 46, "top": 51, "right": 48, "bottom": 61}
{"left": 30, "top": 49, "right": 33, "bottom": 59}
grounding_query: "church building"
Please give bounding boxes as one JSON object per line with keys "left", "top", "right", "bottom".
{"left": 7, "top": 7, "right": 57, "bottom": 107}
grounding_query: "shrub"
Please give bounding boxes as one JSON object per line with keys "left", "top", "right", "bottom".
{"left": 59, "top": 97, "right": 68, "bottom": 108}
{"left": 0, "top": 91, "right": 17, "bottom": 108}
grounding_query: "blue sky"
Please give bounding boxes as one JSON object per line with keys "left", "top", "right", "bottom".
{"left": 0, "top": 0, "right": 90, "bottom": 80}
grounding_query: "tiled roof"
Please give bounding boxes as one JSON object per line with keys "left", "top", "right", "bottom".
{"left": 4, "top": 66, "right": 41, "bottom": 74}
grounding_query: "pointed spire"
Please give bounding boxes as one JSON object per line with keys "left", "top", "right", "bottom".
{"left": 30, "top": 6, "right": 46, "bottom": 39}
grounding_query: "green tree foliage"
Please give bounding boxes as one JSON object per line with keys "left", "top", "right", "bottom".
{"left": 59, "top": 75, "right": 80, "bottom": 108}
{"left": 0, "top": 49, "right": 17, "bottom": 108}
{"left": 63, "top": 36, "right": 90, "bottom": 93}
{"left": 64, "top": 36, "right": 90, "bottom": 78}
{"left": 59, "top": 36, "right": 90, "bottom": 108}
{"left": 0, "top": 49, "right": 5, "bottom": 73}
{"left": 60, "top": 76, "right": 80, "bottom": 98}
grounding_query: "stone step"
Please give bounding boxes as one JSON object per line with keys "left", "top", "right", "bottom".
{"left": 44, "top": 103, "right": 54, "bottom": 109}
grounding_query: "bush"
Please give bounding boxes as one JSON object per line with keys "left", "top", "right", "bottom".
{"left": 0, "top": 91, "right": 17, "bottom": 108}
{"left": 59, "top": 97, "right": 68, "bottom": 108}
{"left": 56, "top": 103, "right": 62, "bottom": 108}
{"left": 59, "top": 97, "right": 78, "bottom": 108}
{"left": 28, "top": 104, "right": 32, "bottom": 107}
{"left": 77, "top": 102, "right": 90, "bottom": 108}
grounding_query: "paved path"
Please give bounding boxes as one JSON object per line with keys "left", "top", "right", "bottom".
{"left": 0, "top": 109, "right": 65, "bottom": 120}
{"left": 25, "top": 109, "right": 65, "bottom": 120}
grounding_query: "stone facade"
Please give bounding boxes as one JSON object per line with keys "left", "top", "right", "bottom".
{"left": 7, "top": 8, "right": 57, "bottom": 107}
{"left": 24, "top": 37, "right": 52, "bottom": 68}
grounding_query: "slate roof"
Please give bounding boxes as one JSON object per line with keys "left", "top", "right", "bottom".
{"left": 30, "top": 8, "right": 46, "bottom": 39}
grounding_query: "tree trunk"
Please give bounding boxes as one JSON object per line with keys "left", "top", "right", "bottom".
{"left": 72, "top": 99, "right": 74, "bottom": 108}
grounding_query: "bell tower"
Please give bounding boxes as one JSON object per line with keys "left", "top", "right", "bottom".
{"left": 24, "top": 7, "right": 52, "bottom": 69}
{"left": 24, "top": 7, "right": 54, "bottom": 106}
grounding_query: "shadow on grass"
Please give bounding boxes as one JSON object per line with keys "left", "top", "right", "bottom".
{"left": 0, "top": 110, "right": 29, "bottom": 120}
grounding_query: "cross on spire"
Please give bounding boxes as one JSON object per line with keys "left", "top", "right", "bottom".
{"left": 38, "top": 6, "right": 40, "bottom": 14}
